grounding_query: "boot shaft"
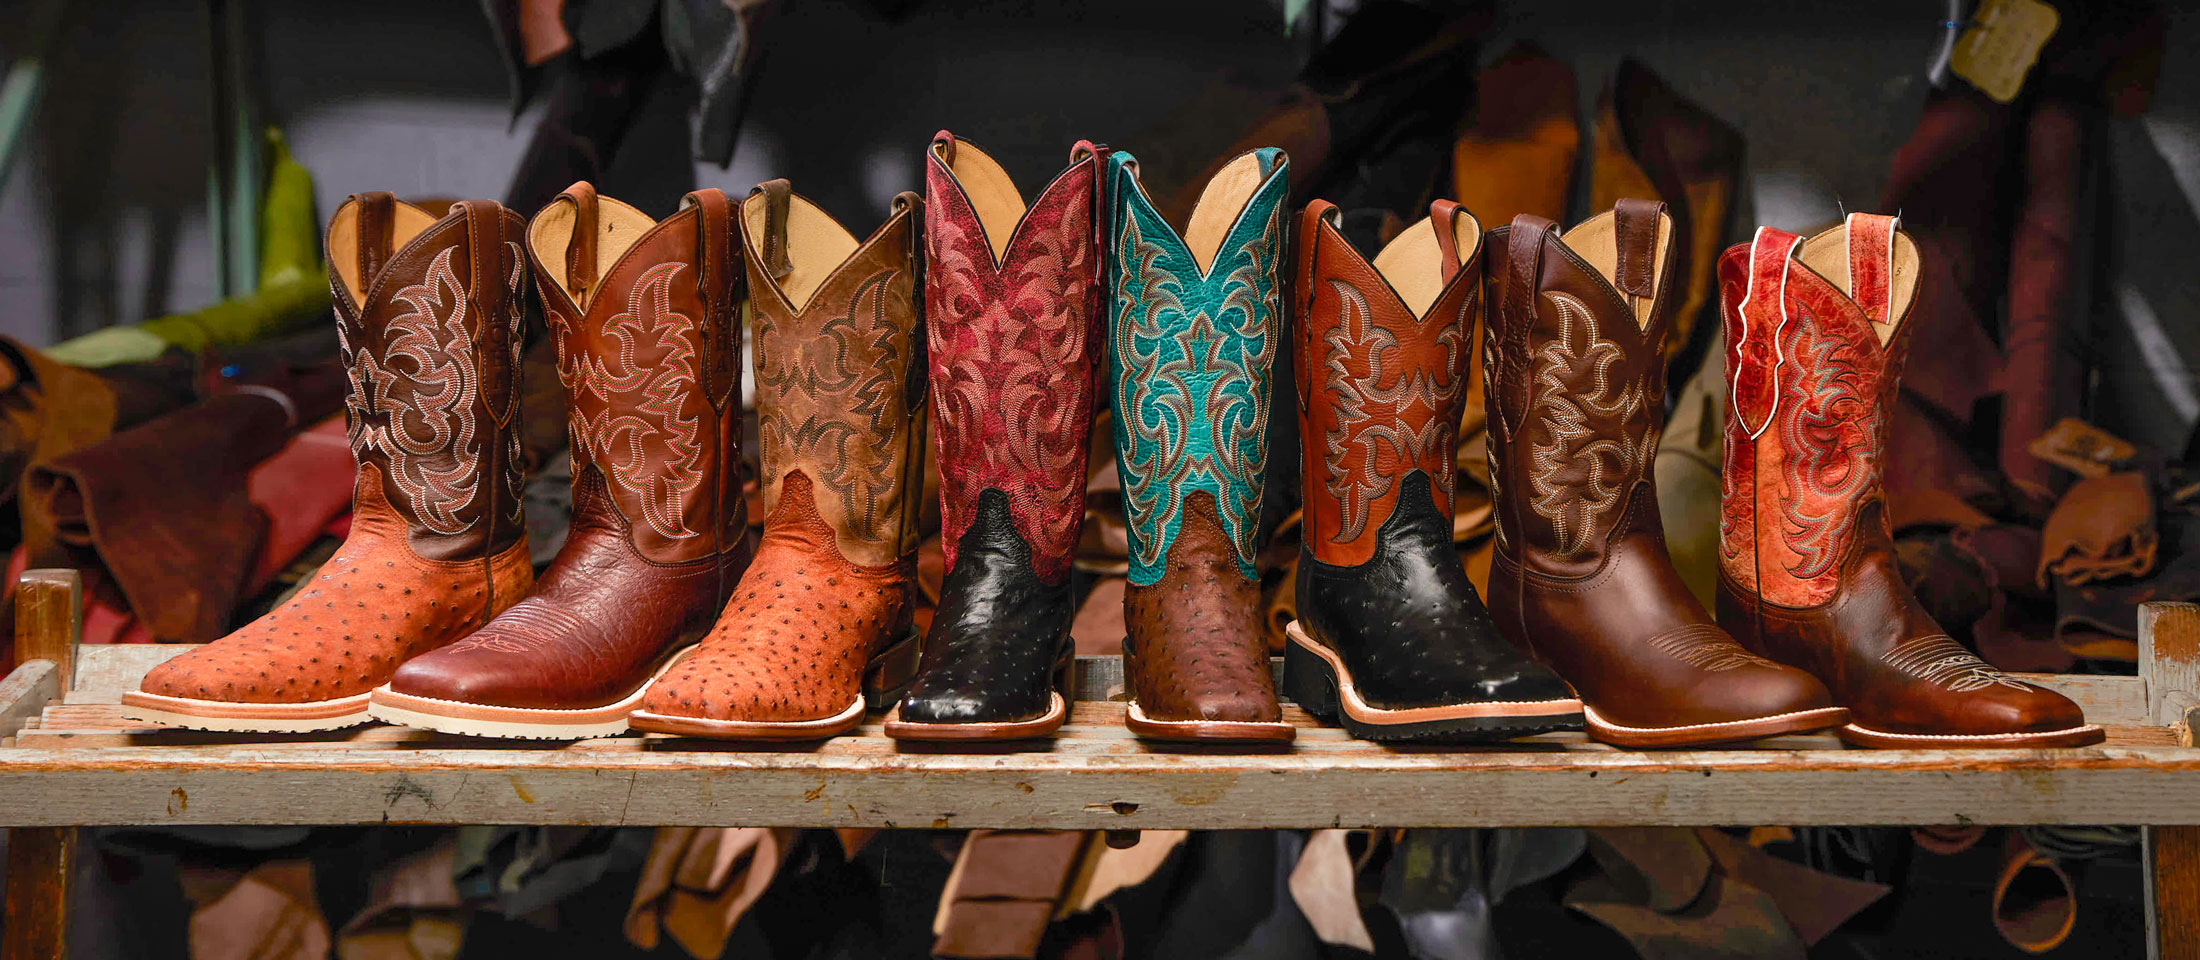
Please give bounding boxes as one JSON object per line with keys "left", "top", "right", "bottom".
{"left": 923, "top": 131, "right": 1105, "bottom": 585}
{"left": 526, "top": 183, "right": 746, "bottom": 566}
{"left": 741, "top": 179, "right": 927, "bottom": 566}
{"left": 327, "top": 193, "right": 527, "bottom": 562}
{"left": 1719, "top": 213, "right": 1918, "bottom": 607}
{"left": 1483, "top": 200, "right": 1675, "bottom": 579}
{"left": 1106, "top": 147, "right": 1288, "bottom": 586}
{"left": 1294, "top": 198, "right": 1480, "bottom": 569}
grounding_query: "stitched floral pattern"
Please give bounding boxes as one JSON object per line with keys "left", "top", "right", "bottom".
{"left": 554, "top": 261, "right": 706, "bottom": 540}
{"left": 1526, "top": 292, "right": 1651, "bottom": 559}
{"left": 755, "top": 268, "right": 911, "bottom": 544}
{"left": 925, "top": 145, "right": 1101, "bottom": 584}
{"left": 1882, "top": 636, "right": 2030, "bottom": 693}
{"left": 341, "top": 246, "right": 484, "bottom": 535}
{"left": 1108, "top": 149, "right": 1286, "bottom": 585}
{"left": 1776, "top": 308, "right": 1879, "bottom": 579}
{"left": 1318, "top": 277, "right": 1467, "bottom": 544}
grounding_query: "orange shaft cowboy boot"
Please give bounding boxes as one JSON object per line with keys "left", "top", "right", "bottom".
{"left": 123, "top": 195, "right": 532, "bottom": 731}
{"left": 630, "top": 180, "right": 926, "bottom": 740}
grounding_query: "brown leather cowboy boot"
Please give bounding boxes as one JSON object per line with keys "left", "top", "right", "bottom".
{"left": 1716, "top": 215, "right": 2102, "bottom": 748}
{"left": 369, "top": 184, "right": 752, "bottom": 738}
{"left": 1483, "top": 200, "right": 1845, "bottom": 748}
{"left": 629, "top": 179, "right": 925, "bottom": 740}
{"left": 123, "top": 195, "right": 533, "bottom": 731}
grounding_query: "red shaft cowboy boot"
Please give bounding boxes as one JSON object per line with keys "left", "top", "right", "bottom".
{"left": 1716, "top": 214, "right": 2102, "bottom": 748}
{"left": 123, "top": 195, "right": 533, "bottom": 731}
{"left": 630, "top": 180, "right": 926, "bottom": 740}
{"left": 370, "top": 184, "right": 753, "bottom": 738}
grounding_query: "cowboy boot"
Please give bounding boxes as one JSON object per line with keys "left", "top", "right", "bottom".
{"left": 1483, "top": 200, "right": 1844, "bottom": 748}
{"left": 1283, "top": 197, "right": 1582, "bottom": 742}
{"left": 885, "top": 133, "right": 1104, "bottom": 741}
{"left": 1102, "top": 147, "right": 1294, "bottom": 743}
{"left": 122, "top": 195, "right": 533, "bottom": 731}
{"left": 1715, "top": 215, "right": 2102, "bottom": 748}
{"left": 628, "top": 180, "right": 925, "bottom": 740}
{"left": 369, "top": 184, "right": 752, "bottom": 738}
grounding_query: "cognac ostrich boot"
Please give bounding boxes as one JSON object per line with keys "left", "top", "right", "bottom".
{"left": 123, "top": 195, "right": 533, "bottom": 731}
{"left": 1716, "top": 215, "right": 2101, "bottom": 748}
{"left": 1106, "top": 147, "right": 1294, "bottom": 743}
{"left": 370, "top": 184, "right": 752, "bottom": 738}
{"left": 629, "top": 180, "right": 925, "bottom": 740}
{"left": 1284, "top": 198, "right": 1581, "bottom": 742}
{"left": 885, "top": 132, "right": 1104, "bottom": 741}
{"left": 1483, "top": 200, "right": 1845, "bottom": 748}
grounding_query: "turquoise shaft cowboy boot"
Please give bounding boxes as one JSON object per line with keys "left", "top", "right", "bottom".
{"left": 1107, "top": 146, "right": 1295, "bottom": 742}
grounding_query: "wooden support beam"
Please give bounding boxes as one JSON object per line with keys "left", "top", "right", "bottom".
{"left": 0, "top": 826, "right": 73, "bottom": 960}
{"left": 2, "top": 571, "right": 79, "bottom": 960}
{"left": 11, "top": 570, "right": 78, "bottom": 691}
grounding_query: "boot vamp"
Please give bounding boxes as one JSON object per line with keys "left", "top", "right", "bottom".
{"left": 390, "top": 526, "right": 743, "bottom": 710}
{"left": 1299, "top": 486, "right": 1571, "bottom": 710}
{"left": 900, "top": 503, "right": 1071, "bottom": 725}
{"left": 1124, "top": 551, "right": 1278, "bottom": 725}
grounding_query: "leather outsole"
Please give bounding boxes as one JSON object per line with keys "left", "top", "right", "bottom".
{"left": 1581, "top": 704, "right": 1851, "bottom": 749}
{"left": 117, "top": 690, "right": 373, "bottom": 733}
{"left": 1283, "top": 623, "right": 1586, "bottom": 742}
{"left": 881, "top": 692, "right": 1069, "bottom": 741}
{"left": 1124, "top": 701, "right": 1296, "bottom": 743}
{"left": 1838, "top": 723, "right": 2107, "bottom": 750}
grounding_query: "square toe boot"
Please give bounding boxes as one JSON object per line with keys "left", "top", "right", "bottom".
{"left": 123, "top": 195, "right": 534, "bottom": 732}
{"left": 885, "top": 133, "right": 1104, "bottom": 741}
{"left": 1108, "top": 147, "right": 1295, "bottom": 743}
{"left": 369, "top": 184, "right": 754, "bottom": 739}
{"left": 1484, "top": 200, "right": 1846, "bottom": 748}
{"left": 1716, "top": 215, "right": 2101, "bottom": 749}
{"left": 1282, "top": 198, "right": 1582, "bottom": 742}
{"left": 629, "top": 180, "right": 926, "bottom": 740}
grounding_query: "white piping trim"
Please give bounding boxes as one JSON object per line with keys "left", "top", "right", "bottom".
{"left": 1733, "top": 226, "right": 1803, "bottom": 441}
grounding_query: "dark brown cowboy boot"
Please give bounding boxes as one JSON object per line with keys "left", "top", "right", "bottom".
{"left": 1483, "top": 199, "right": 1844, "bottom": 748}
{"left": 630, "top": 179, "right": 925, "bottom": 740}
{"left": 370, "top": 183, "right": 752, "bottom": 738}
{"left": 1716, "top": 214, "right": 2102, "bottom": 748}
{"left": 125, "top": 195, "right": 533, "bottom": 731}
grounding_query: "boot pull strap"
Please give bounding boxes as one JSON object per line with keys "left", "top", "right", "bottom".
{"left": 683, "top": 188, "right": 738, "bottom": 409}
{"left": 890, "top": 191, "right": 928, "bottom": 411}
{"left": 353, "top": 191, "right": 396, "bottom": 288}
{"left": 1612, "top": 197, "right": 1664, "bottom": 302}
{"left": 1502, "top": 214, "right": 1555, "bottom": 435}
{"left": 558, "top": 181, "right": 600, "bottom": 304}
{"left": 753, "top": 178, "right": 794, "bottom": 282}
{"left": 1430, "top": 199, "right": 1465, "bottom": 284}
{"left": 1732, "top": 226, "right": 1804, "bottom": 441}
{"left": 1844, "top": 212, "right": 1901, "bottom": 325}
{"left": 453, "top": 200, "right": 518, "bottom": 426}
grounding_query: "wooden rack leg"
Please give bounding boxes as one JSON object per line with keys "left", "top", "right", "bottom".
{"left": 2, "top": 570, "right": 80, "bottom": 960}
{"left": 2149, "top": 827, "right": 2200, "bottom": 960}
{"left": 2142, "top": 602, "right": 2200, "bottom": 959}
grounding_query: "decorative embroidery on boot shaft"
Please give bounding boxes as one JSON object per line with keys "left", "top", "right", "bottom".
{"left": 1775, "top": 309, "right": 1879, "bottom": 579}
{"left": 1526, "top": 292, "right": 1651, "bottom": 559}
{"left": 755, "top": 269, "right": 910, "bottom": 544}
{"left": 1108, "top": 150, "right": 1286, "bottom": 585}
{"left": 555, "top": 261, "right": 706, "bottom": 540}
{"left": 342, "top": 246, "right": 484, "bottom": 535}
{"left": 1882, "top": 636, "right": 2030, "bottom": 693}
{"left": 1318, "top": 278, "right": 1467, "bottom": 544}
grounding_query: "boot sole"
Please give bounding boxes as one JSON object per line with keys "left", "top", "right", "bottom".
{"left": 883, "top": 649, "right": 1074, "bottom": 742}
{"left": 118, "top": 690, "right": 372, "bottom": 733}
{"left": 1839, "top": 722, "right": 2106, "bottom": 749}
{"left": 1582, "top": 704, "right": 1850, "bottom": 748}
{"left": 365, "top": 647, "right": 697, "bottom": 740}
{"left": 1124, "top": 701, "right": 1295, "bottom": 742}
{"left": 629, "top": 630, "right": 923, "bottom": 742}
{"left": 1283, "top": 621, "right": 1585, "bottom": 742}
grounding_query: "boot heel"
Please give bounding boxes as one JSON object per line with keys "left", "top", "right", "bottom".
{"left": 863, "top": 628, "right": 924, "bottom": 712}
{"left": 1282, "top": 633, "right": 1340, "bottom": 722}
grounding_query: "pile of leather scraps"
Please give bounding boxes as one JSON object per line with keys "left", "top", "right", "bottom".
{"left": 1904, "top": 824, "right": 2138, "bottom": 955}
{"left": 1568, "top": 828, "right": 1888, "bottom": 960}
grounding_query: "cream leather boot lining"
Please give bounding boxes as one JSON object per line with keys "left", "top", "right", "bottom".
{"left": 941, "top": 140, "right": 1028, "bottom": 263}
{"left": 328, "top": 199, "right": 440, "bottom": 306}
{"left": 527, "top": 194, "right": 657, "bottom": 308}
{"left": 1371, "top": 213, "right": 1482, "bottom": 319}
{"left": 1562, "top": 209, "right": 1672, "bottom": 330}
{"left": 742, "top": 191, "right": 859, "bottom": 313}
{"left": 1794, "top": 224, "right": 1920, "bottom": 346}
{"left": 1180, "top": 151, "right": 1271, "bottom": 275}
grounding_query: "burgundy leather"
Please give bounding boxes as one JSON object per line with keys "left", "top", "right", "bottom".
{"left": 1483, "top": 205, "right": 1837, "bottom": 738}
{"left": 388, "top": 185, "right": 751, "bottom": 710}
{"left": 1715, "top": 219, "right": 2095, "bottom": 744}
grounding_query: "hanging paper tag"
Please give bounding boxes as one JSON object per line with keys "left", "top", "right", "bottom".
{"left": 1951, "top": 0, "right": 2060, "bottom": 103}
